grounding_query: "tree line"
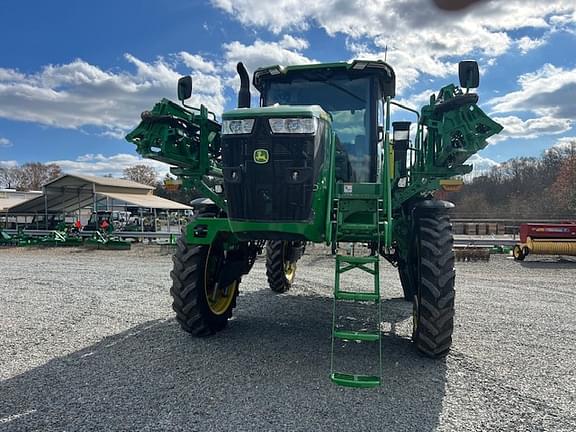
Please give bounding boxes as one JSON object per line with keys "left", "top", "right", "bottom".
{"left": 0, "top": 163, "right": 62, "bottom": 191}
{"left": 450, "top": 144, "right": 576, "bottom": 219}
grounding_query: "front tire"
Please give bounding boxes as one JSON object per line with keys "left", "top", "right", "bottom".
{"left": 266, "top": 241, "right": 300, "bottom": 293}
{"left": 170, "top": 235, "right": 239, "bottom": 336}
{"left": 412, "top": 211, "right": 456, "bottom": 358}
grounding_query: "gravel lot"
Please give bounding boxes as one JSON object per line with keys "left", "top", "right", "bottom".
{"left": 1, "top": 245, "right": 575, "bottom": 431}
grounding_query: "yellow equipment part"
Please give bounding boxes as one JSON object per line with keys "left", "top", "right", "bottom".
{"left": 440, "top": 179, "right": 464, "bottom": 192}
{"left": 526, "top": 238, "right": 576, "bottom": 256}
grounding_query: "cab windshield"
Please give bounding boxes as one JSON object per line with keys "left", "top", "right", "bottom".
{"left": 264, "top": 77, "right": 374, "bottom": 182}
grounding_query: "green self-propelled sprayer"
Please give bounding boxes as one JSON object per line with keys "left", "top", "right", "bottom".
{"left": 126, "top": 59, "right": 502, "bottom": 388}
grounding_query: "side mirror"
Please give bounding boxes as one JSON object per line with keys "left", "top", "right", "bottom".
{"left": 458, "top": 60, "right": 479, "bottom": 89}
{"left": 177, "top": 76, "right": 193, "bottom": 101}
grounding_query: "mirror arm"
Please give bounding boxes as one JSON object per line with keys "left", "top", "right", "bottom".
{"left": 181, "top": 101, "right": 195, "bottom": 110}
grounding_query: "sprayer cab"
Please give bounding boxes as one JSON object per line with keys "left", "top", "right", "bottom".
{"left": 229, "top": 60, "right": 396, "bottom": 184}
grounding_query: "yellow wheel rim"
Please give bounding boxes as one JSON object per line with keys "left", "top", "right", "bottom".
{"left": 206, "top": 280, "right": 237, "bottom": 315}
{"left": 282, "top": 242, "right": 296, "bottom": 284}
{"left": 284, "top": 261, "right": 296, "bottom": 284}
{"left": 204, "top": 244, "right": 238, "bottom": 315}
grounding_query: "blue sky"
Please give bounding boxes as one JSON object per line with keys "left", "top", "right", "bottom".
{"left": 1, "top": 0, "right": 575, "bottom": 177}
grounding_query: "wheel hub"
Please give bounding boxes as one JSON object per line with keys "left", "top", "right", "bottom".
{"left": 284, "top": 261, "right": 296, "bottom": 283}
{"left": 204, "top": 245, "right": 238, "bottom": 315}
{"left": 206, "top": 280, "right": 237, "bottom": 315}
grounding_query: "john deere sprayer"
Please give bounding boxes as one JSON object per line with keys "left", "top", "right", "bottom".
{"left": 126, "top": 59, "right": 502, "bottom": 387}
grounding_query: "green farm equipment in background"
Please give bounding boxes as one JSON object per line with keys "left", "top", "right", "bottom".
{"left": 0, "top": 228, "right": 39, "bottom": 247}
{"left": 38, "top": 230, "right": 83, "bottom": 247}
{"left": 126, "top": 59, "right": 502, "bottom": 387}
{"left": 0, "top": 227, "right": 82, "bottom": 247}
{"left": 84, "top": 231, "right": 131, "bottom": 250}
{"left": 0, "top": 229, "right": 17, "bottom": 246}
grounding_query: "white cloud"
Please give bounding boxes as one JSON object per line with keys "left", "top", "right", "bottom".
{"left": 0, "top": 37, "right": 316, "bottom": 140}
{"left": 0, "top": 137, "right": 12, "bottom": 147}
{"left": 516, "top": 36, "right": 546, "bottom": 54}
{"left": 212, "top": 0, "right": 576, "bottom": 35}
{"left": 466, "top": 153, "right": 500, "bottom": 177}
{"left": 223, "top": 38, "right": 314, "bottom": 75}
{"left": 212, "top": 0, "right": 576, "bottom": 94}
{"left": 210, "top": 0, "right": 314, "bottom": 33}
{"left": 487, "top": 64, "right": 576, "bottom": 146}
{"left": 0, "top": 69, "right": 25, "bottom": 82}
{"left": 222, "top": 38, "right": 315, "bottom": 94}
{"left": 489, "top": 64, "right": 576, "bottom": 118}
{"left": 489, "top": 115, "right": 572, "bottom": 143}
{"left": 0, "top": 53, "right": 225, "bottom": 136}
{"left": 278, "top": 35, "right": 309, "bottom": 50}
{"left": 178, "top": 52, "right": 217, "bottom": 73}
{"left": 48, "top": 153, "right": 171, "bottom": 178}
{"left": 0, "top": 160, "right": 18, "bottom": 169}
{"left": 550, "top": 9, "right": 576, "bottom": 29}
{"left": 395, "top": 88, "right": 437, "bottom": 111}
{"left": 346, "top": 20, "right": 508, "bottom": 93}
{"left": 552, "top": 136, "right": 576, "bottom": 151}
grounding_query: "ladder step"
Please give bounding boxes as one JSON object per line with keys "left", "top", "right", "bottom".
{"left": 330, "top": 373, "right": 381, "bottom": 388}
{"left": 334, "top": 291, "right": 379, "bottom": 302}
{"left": 334, "top": 330, "right": 380, "bottom": 342}
{"left": 338, "top": 223, "right": 377, "bottom": 232}
{"left": 337, "top": 255, "right": 378, "bottom": 264}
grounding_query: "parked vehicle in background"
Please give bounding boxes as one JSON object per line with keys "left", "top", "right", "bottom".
{"left": 83, "top": 210, "right": 130, "bottom": 232}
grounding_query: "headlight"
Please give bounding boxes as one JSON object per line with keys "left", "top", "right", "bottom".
{"left": 268, "top": 117, "right": 318, "bottom": 134}
{"left": 221, "top": 119, "right": 255, "bottom": 135}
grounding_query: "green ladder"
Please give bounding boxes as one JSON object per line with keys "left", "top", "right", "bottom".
{"left": 330, "top": 189, "right": 383, "bottom": 388}
{"left": 330, "top": 254, "right": 382, "bottom": 388}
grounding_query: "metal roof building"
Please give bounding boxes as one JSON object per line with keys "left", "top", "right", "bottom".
{"left": 6, "top": 174, "right": 191, "bottom": 215}
{"left": 0, "top": 190, "right": 43, "bottom": 212}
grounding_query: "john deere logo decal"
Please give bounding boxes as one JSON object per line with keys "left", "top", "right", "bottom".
{"left": 253, "top": 149, "right": 269, "bottom": 164}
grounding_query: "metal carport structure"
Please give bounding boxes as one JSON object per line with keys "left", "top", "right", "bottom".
{"left": 5, "top": 174, "right": 191, "bottom": 229}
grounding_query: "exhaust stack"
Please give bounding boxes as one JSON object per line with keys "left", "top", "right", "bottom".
{"left": 237, "top": 62, "right": 251, "bottom": 108}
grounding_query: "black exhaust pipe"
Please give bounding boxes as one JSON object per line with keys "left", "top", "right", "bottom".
{"left": 236, "top": 62, "right": 251, "bottom": 109}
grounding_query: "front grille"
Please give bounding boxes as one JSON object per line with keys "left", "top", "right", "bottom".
{"left": 221, "top": 118, "right": 324, "bottom": 222}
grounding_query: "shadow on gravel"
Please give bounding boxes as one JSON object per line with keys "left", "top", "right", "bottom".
{"left": 0, "top": 291, "right": 447, "bottom": 432}
{"left": 519, "top": 257, "right": 576, "bottom": 269}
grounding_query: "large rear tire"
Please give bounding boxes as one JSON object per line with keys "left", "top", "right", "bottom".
{"left": 412, "top": 210, "right": 456, "bottom": 358}
{"left": 266, "top": 241, "right": 301, "bottom": 293}
{"left": 170, "top": 235, "right": 239, "bottom": 336}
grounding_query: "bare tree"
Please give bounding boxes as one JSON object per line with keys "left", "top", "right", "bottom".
{"left": 123, "top": 164, "right": 159, "bottom": 186}
{"left": 552, "top": 152, "right": 576, "bottom": 213}
{"left": 0, "top": 166, "right": 20, "bottom": 189}
{"left": 7, "top": 163, "right": 62, "bottom": 191}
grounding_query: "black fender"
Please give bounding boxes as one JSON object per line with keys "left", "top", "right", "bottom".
{"left": 190, "top": 197, "right": 220, "bottom": 216}
{"left": 413, "top": 199, "right": 455, "bottom": 214}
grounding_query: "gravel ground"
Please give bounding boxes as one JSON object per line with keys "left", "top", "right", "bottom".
{"left": 0, "top": 245, "right": 575, "bottom": 432}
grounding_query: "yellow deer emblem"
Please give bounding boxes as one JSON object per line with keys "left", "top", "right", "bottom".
{"left": 253, "top": 149, "right": 269, "bottom": 164}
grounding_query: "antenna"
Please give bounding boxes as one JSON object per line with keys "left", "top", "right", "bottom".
{"left": 384, "top": 45, "right": 388, "bottom": 62}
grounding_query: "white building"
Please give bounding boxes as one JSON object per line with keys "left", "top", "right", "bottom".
{"left": 0, "top": 189, "right": 42, "bottom": 212}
